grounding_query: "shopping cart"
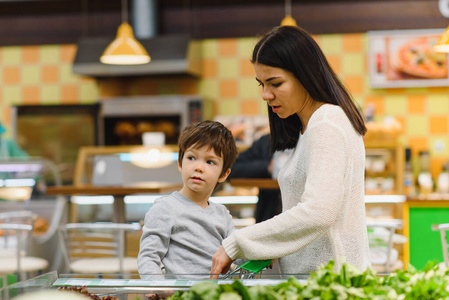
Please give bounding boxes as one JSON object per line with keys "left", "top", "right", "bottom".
{"left": 220, "top": 259, "right": 273, "bottom": 279}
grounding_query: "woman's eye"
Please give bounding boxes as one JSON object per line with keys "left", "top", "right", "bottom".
{"left": 272, "top": 82, "right": 282, "bottom": 87}
{"left": 257, "top": 82, "right": 264, "bottom": 87}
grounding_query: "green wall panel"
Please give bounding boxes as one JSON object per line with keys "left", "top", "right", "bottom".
{"left": 409, "top": 207, "right": 449, "bottom": 269}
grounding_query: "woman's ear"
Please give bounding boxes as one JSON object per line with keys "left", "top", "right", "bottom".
{"left": 218, "top": 168, "right": 231, "bottom": 183}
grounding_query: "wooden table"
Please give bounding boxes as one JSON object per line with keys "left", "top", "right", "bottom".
{"left": 229, "top": 178, "right": 279, "bottom": 189}
{"left": 46, "top": 182, "right": 183, "bottom": 223}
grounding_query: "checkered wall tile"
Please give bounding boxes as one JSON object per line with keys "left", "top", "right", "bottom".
{"left": 1, "top": 32, "right": 449, "bottom": 177}
{"left": 0, "top": 44, "right": 99, "bottom": 134}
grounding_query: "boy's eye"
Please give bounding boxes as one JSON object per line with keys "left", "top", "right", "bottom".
{"left": 187, "top": 156, "right": 195, "bottom": 161}
{"left": 207, "top": 160, "right": 216, "bottom": 165}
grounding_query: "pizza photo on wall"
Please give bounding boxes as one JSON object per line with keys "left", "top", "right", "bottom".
{"left": 368, "top": 29, "right": 449, "bottom": 88}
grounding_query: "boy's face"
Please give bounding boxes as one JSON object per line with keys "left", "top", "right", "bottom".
{"left": 178, "top": 145, "right": 230, "bottom": 196}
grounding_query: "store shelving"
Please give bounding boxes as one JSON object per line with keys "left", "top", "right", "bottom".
{"left": 365, "top": 140, "right": 405, "bottom": 196}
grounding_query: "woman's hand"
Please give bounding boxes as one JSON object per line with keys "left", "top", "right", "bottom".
{"left": 268, "top": 258, "right": 278, "bottom": 269}
{"left": 210, "top": 246, "right": 233, "bottom": 279}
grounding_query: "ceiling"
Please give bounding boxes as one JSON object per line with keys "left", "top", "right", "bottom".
{"left": 0, "top": 0, "right": 447, "bottom": 46}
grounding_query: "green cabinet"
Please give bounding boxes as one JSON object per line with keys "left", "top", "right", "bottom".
{"left": 407, "top": 202, "right": 449, "bottom": 270}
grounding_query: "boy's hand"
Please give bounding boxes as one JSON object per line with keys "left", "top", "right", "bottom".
{"left": 210, "top": 246, "right": 233, "bottom": 279}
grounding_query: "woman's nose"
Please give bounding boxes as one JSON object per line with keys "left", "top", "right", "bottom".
{"left": 262, "top": 87, "right": 274, "bottom": 101}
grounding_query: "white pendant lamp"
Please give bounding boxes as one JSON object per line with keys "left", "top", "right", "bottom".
{"left": 100, "top": 0, "right": 151, "bottom": 65}
{"left": 280, "top": 0, "right": 297, "bottom": 26}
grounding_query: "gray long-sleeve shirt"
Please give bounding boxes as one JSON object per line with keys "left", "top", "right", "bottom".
{"left": 138, "top": 191, "right": 235, "bottom": 279}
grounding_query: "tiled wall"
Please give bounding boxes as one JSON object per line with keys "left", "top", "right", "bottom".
{"left": 315, "top": 33, "right": 449, "bottom": 178}
{"left": 1, "top": 32, "right": 449, "bottom": 177}
{"left": 199, "top": 34, "right": 449, "bottom": 178}
{"left": 0, "top": 44, "right": 98, "bottom": 127}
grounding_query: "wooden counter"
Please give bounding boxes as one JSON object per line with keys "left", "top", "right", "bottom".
{"left": 47, "top": 182, "right": 182, "bottom": 223}
{"left": 229, "top": 179, "right": 279, "bottom": 189}
{"left": 46, "top": 182, "right": 183, "bottom": 196}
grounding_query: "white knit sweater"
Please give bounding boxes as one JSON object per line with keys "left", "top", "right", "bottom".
{"left": 222, "top": 104, "right": 371, "bottom": 274}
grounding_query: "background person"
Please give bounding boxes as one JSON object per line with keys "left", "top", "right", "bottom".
{"left": 228, "top": 134, "right": 282, "bottom": 223}
{"left": 0, "top": 121, "right": 28, "bottom": 159}
{"left": 211, "top": 25, "right": 370, "bottom": 277}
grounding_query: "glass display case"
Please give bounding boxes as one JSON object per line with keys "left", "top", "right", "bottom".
{"left": 0, "top": 271, "right": 307, "bottom": 300}
{"left": 0, "top": 158, "right": 68, "bottom": 275}
{"left": 0, "top": 271, "right": 58, "bottom": 299}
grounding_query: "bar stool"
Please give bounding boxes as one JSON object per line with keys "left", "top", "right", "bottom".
{"left": 431, "top": 223, "right": 449, "bottom": 268}
{"left": 0, "top": 211, "right": 49, "bottom": 284}
{"left": 366, "top": 219, "right": 405, "bottom": 273}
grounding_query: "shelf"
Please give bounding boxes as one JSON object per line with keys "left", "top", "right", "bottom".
{"left": 365, "top": 195, "right": 406, "bottom": 204}
{"left": 365, "top": 141, "right": 404, "bottom": 196}
{"left": 366, "top": 171, "right": 396, "bottom": 177}
{"left": 365, "top": 140, "right": 399, "bottom": 149}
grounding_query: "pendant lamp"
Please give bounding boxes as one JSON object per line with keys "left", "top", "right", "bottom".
{"left": 280, "top": 0, "right": 297, "bottom": 26}
{"left": 100, "top": 0, "right": 151, "bottom": 65}
{"left": 435, "top": 26, "right": 449, "bottom": 53}
{"left": 435, "top": 0, "right": 449, "bottom": 53}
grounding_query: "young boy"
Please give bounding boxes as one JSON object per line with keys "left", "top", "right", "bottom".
{"left": 138, "top": 120, "right": 238, "bottom": 279}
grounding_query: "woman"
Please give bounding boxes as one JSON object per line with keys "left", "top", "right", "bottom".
{"left": 211, "top": 26, "right": 370, "bottom": 277}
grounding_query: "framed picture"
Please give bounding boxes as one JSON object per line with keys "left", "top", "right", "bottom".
{"left": 368, "top": 29, "right": 449, "bottom": 88}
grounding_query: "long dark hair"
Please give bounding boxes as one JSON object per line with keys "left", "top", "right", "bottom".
{"left": 252, "top": 26, "right": 366, "bottom": 153}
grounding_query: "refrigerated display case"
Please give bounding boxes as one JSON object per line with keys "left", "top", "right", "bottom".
{"left": 0, "top": 271, "right": 302, "bottom": 300}
{"left": 0, "top": 158, "right": 69, "bottom": 274}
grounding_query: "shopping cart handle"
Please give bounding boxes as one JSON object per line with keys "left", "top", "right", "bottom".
{"left": 239, "top": 259, "right": 273, "bottom": 274}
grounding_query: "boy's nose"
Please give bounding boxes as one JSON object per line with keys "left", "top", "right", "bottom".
{"left": 195, "top": 164, "right": 204, "bottom": 173}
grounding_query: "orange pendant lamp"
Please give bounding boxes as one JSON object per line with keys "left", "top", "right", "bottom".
{"left": 435, "top": 0, "right": 449, "bottom": 53}
{"left": 435, "top": 25, "right": 449, "bottom": 53}
{"left": 280, "top": 0, "right": 297, "bottom": 26}
{"left": 100, "top": 0, "right": 151, "bottom": 65}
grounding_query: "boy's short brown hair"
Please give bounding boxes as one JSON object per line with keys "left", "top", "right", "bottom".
{"left": 178, "top": 120, "right": 238, "bottom": 178}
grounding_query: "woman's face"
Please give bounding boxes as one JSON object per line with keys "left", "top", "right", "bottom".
{"left": 254, "top": 63, "right": 308, "bottom": 119}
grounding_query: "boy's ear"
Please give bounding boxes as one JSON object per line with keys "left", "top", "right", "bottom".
{"left": 217, "top": 168, "right": 231, "bottom": 183}
{"left": 178, "top": 161, "right": 182, "bottom": 173}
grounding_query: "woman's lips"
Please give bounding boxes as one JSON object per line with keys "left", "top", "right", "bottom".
{"left": 271, "top": 106, "right": 280, "bottom": 113}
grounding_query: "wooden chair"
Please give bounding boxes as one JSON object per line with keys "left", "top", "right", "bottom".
{"left": 0, "top": 211, "right": 49, "bottom": 283}
{"left": 58, "top": 222, "right": 141, "bottom": 275}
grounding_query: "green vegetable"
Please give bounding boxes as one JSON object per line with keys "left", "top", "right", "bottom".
{"left": 190, "top": 281, "right": 221, "bottom": 300}
{"left": 168, "top": 260, "right": 449, "bottom": 300}
{"left": 218, "top": 292, "right": 242, "bottom": 300}
{"left": 230, "top": 280, "right": 251, "bottom": 300}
